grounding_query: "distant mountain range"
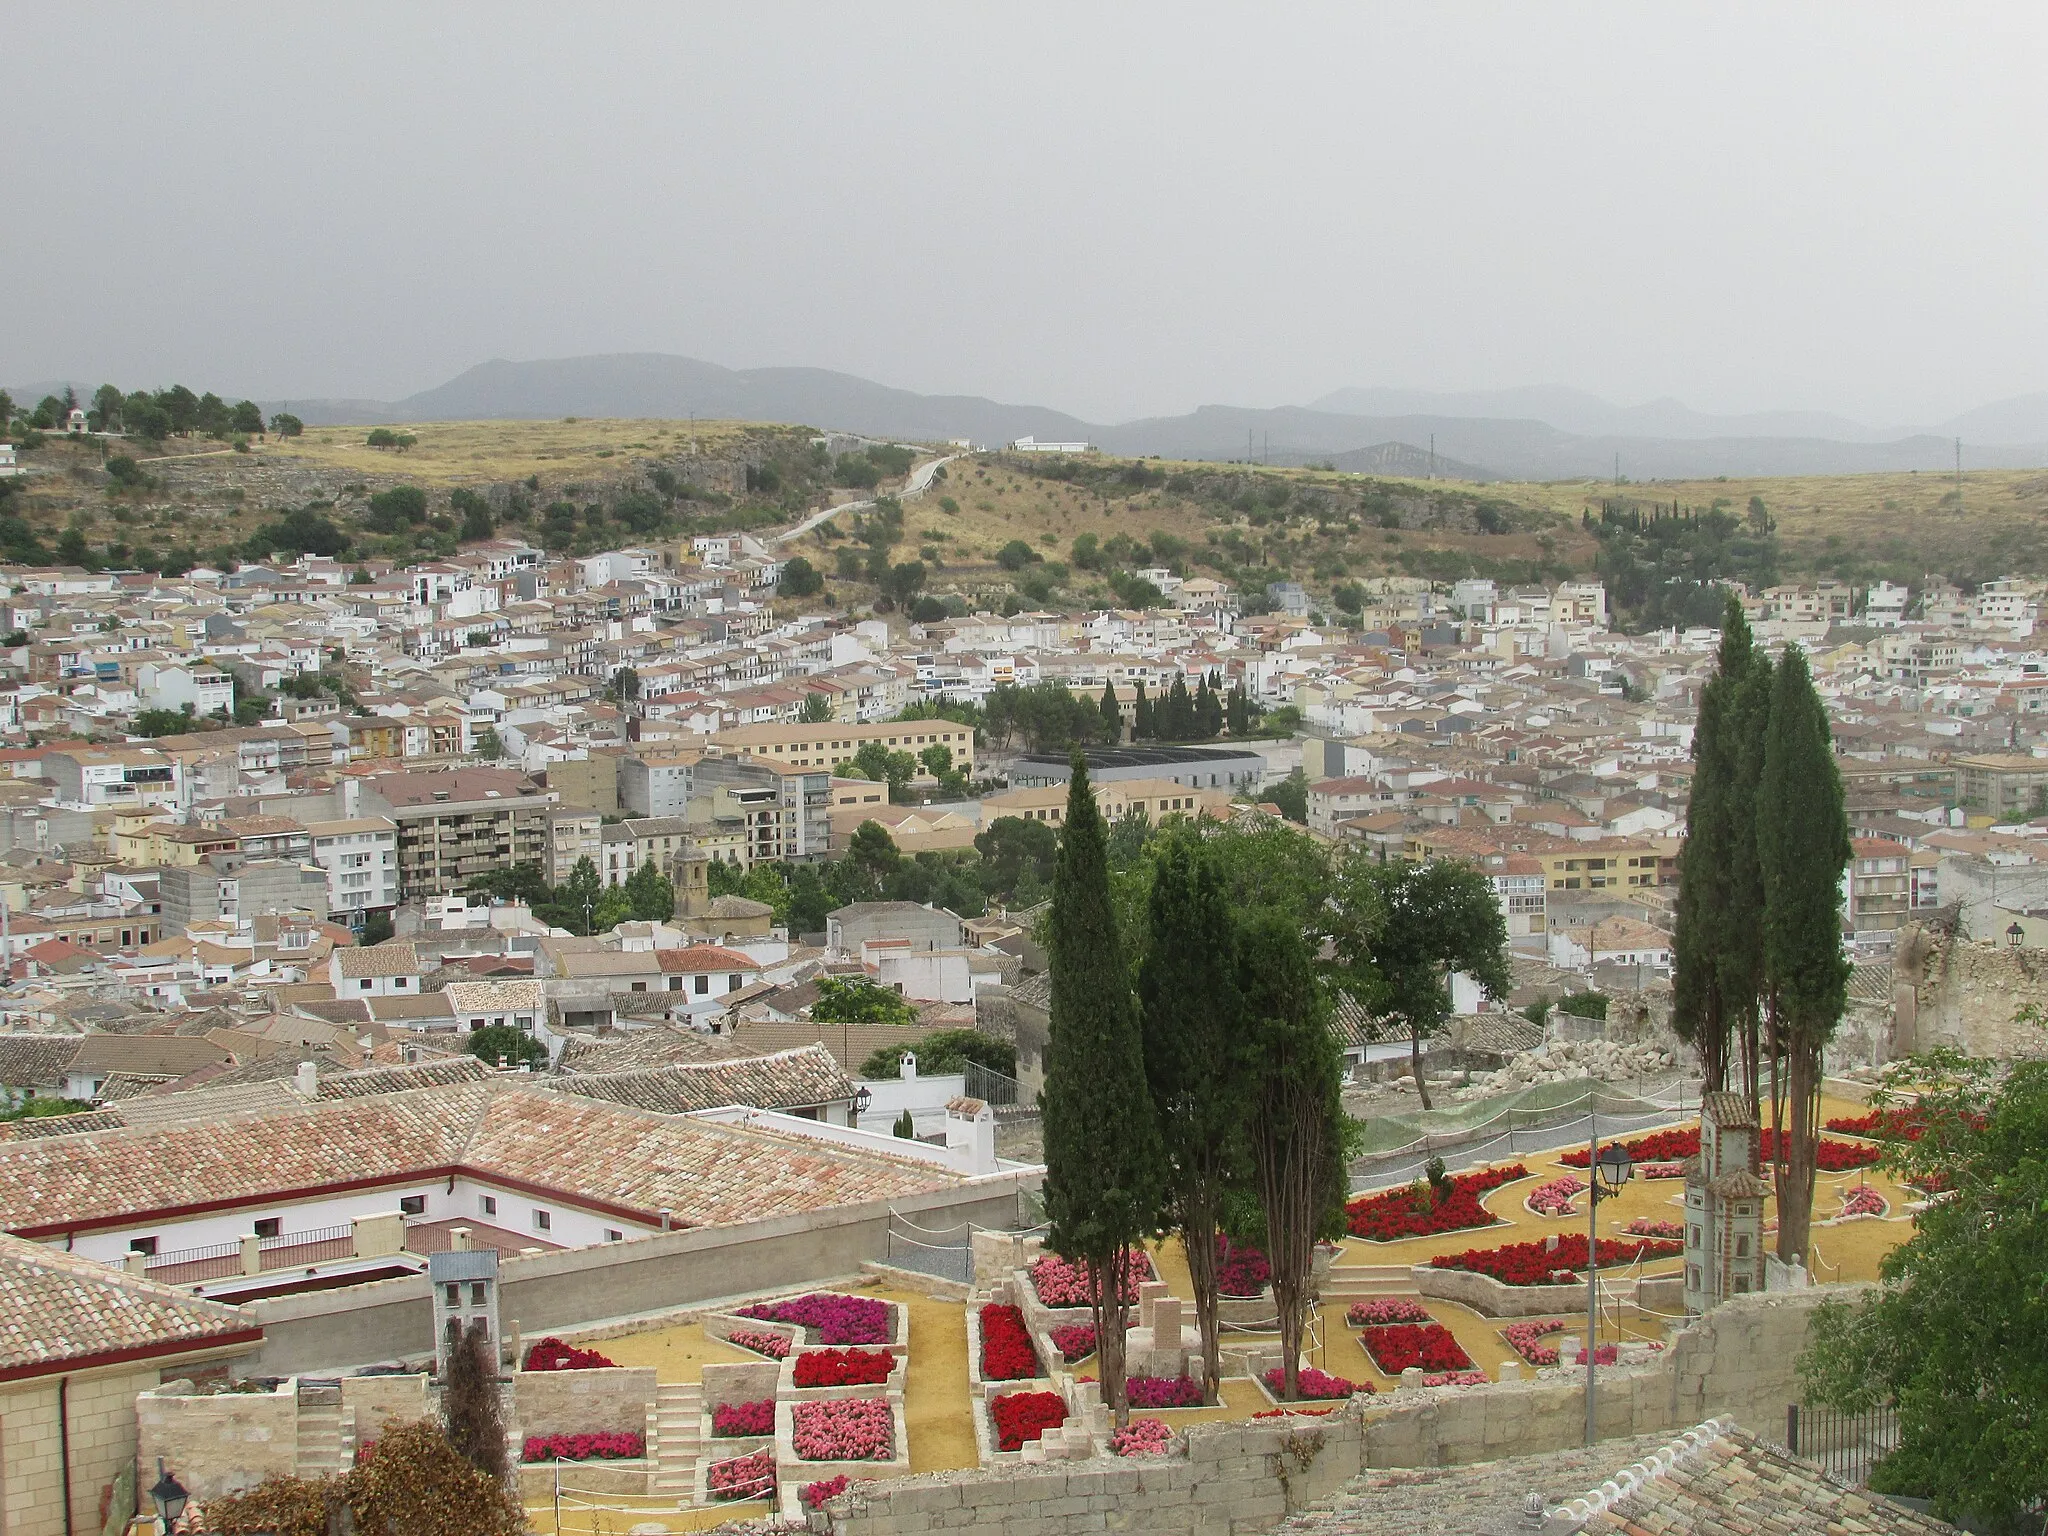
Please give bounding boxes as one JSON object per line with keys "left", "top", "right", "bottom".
{"left": 19, "top": 353, "right": 2048, "bottom": 481}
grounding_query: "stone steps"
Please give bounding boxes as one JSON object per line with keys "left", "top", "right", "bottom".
{"left": 652, "top": 1382, "right": 701, "bottom": 1491}
{"left": 1321, "top": 1265, "right": 1415, "bottom": 1298}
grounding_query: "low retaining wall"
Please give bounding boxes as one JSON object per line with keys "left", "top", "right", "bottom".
{"left": 136, "top": 1384, "right": 299, "bottom": 1501}
{"left": 511, "top": 1366, "right": 657, "bottom": 1439}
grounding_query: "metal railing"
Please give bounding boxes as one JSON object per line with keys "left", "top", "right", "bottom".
{"left": 260, "top": 1224, "right": 354, "bottom": 1269}
{"left": 144, "top": 1241, "right": 243, "bottom": 1285}
{"left": 963, "top": 1060, "right": 1024, "bottom": 1110}
{"left": 1786, "top": 1401, "right": 1899, "bottom": 1487}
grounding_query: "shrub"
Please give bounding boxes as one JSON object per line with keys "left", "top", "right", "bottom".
{"left": 792, "top": 1348, "right": 895, "bottom": 1389}
{"left": 522, "top": 1337, "right": 615, "bottom": 1371}
{"left": 990, "top": 1390, "right": 1066, "bottom": 1452}
{"left": 978, "top": 1303, "right": 1040, "bottom": 1381}
{"left": 712, "top": 1400, "right": 774, "bottom": 1437}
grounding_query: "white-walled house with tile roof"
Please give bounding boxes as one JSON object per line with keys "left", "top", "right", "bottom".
{"left": 327, "top": 939, "right": 423, "bottom": 997}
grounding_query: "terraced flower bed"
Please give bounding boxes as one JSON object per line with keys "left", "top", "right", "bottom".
{"left": 989, "top": 1389, "right": 1066, "bottom": 1452}
{"left": 1261, "top": 1366, "right": 1366, "bottom": 1401}
{"left": 792, "top": 1348, "right": 895, "bottom": 1389}
{"left": 1429, "top": 1232, "right": 1682, "bottom": 1286}
{"left": 978, "top": 1304, "right": 1041, "bottom": 1382}
{"left": 1125, "top": 1374, "right": 1203, "bottom": 1409}
{"left": 1344, "top": 1164, "right": 1526, "bottom": 1241}
{"left": 1526, "top": 1176, "right": 1587, "bottom": 1217}
{"left": 1215, "top": 1236, "right": 1272, "bottom": 1298}
{"left": 712, "top": 1400, "right": 775, "bottom": 1437}
{"left": 706, "top": 1449, "right": 775, "bottom": 1501}
{"left": 1839, "top": 1185, "right": 1887, "bottom": 1219}
{"left": 791, "top": 1398, "right": 895, "bottom": 1461}
{"left": 1112, "top": 1418, "right": 1174, "bottom": 1456}
{"left": 1560, "top": 1126, "right": 1879, "bottom": 1172}
{"left": 736, "top": 1293, "right": 894, "bottom": 1345}
{"left": 726, "top": 1329, "right": 792, "bottom": 1361}
{"left": 1358, "top": 1322, "right": 1474, "bottom": 1375}
{"left": 1029, "top": 1250, "right": 1152, "bottom": 1308}
{"left": 1049, "top": 1323, "right": 1095, "bottom": 1363}
{"left": 1346, "top": 1298, "right": 1431, "bottom": 1327}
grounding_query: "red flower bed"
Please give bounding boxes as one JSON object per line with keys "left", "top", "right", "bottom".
{"left": 792, "top": 1348, "right": 895, "bottom": 1388}
{"left": 1359, "top": 1323, "right": 1475, "bottom": 1375}
{"left": 522, "top": 1431, "right": 643, "bottom": 1462}
{"left": 1343, "top": 1164, "right": 1526, "bottom": 1241}
{"left": 1826, "top": 1107, "right": 1983, "bottom": 1142}
{"left": 1428, "top": 1232, "right": 1682, "bottom": 1286}
{"left": 523, "top": 1337, "right": 616, "bottom": 1371}
{"left": 706, "top": 1449, "right": 775, "bottom": 1500}
{"left": 1126, "top": 1374, "right": 1203, "bottom": 1408}
{"left": 1763, "top": 1130, "right": 1879, "bottom": 1171}
{"left": 1214, "top": 1235, "right": 1272, "bottom": 1297}
{"left": 802, "top": 1474, "right": 852, "bottom": 1510}
{"left": 1561, "top": 1124, "right": 1878, "bottom": 1171}
{"left": 1262, "top": 1365, "right": 1365, "bottom": 1400}
{"left": 1049, "top": 1323, "right": 1096, "bottom": 1363}
{"left": 978, "top": 1304, "right": 1041, "bottom": 1382}
{"left": 711, "top": 1400, "right": 774, "bottom": 1437}
{"left": 990, "top": 1390, "right": 1066, "bottom": 1452}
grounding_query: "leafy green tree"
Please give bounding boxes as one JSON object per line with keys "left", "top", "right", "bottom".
{"left": 466, "top": 1025, "right": 546, "bottom": 1069}
{"left": 450, "top": 488, "right": 495, "bottom": 543}
{"left": 364, "top": 484, "right": 427, "bottom": 532}
{"left": 848, "top": 742, "right": 918, "bottom": 800}
{"left": 974, "top": 815, "right": 1059, "bottom": 904}
{"left": 1336, "top": 857, "right": 1509, "bottom": 1111}
{"left": 1759, "top": 643, "right": 1850, "bottom": 1263}
{"left": 56, "top": 525, "right": 93, "bottom": 568}
{"left": 231, "top": 400, "right": 265, "bottom": 435}
{"left": 623, "top": 860, "right": 676, "bottom": 922}
{"left": 1043, "top": 754, "right": 1165, "bottom": 1427}
{"left": 132, "top": 707, "right": 196, "bottom": 737}
{"left": 1799, "top": 1052, "right": 2048, "bottom": 1531}
{"left": 471, "top": 727, "right": 503, "bottom": 761}
{"left": 269, "top": 411, "right": 304, "bottom": 437}
{"left": 0, "top": 1096, "right": 97, "bottom": 1124}
{"left": 247, "top": 508, "right": 350, "bottom": 559}
{"left": 591, "top": 886, "right": 633, "bottom": 931}
{"left": 1235, "top": 908, "right": 1349, "bottom": 1401}
{"left": 1070, "top": 531, "right": 1102, "bottom": 570}
{"left": 813, "top": 974, "right": 917, "bottom": 1028}
{"left": 233, "top": 694, "right": 272, "bottom": 727}
{"left": 798, "top": 691, "right": 833, "bottom": 724}
{"left": 847, "top": 820, "right": 901, "bottom": 880}
{"left": 859, "top": 1029, "right": 1015, "bottom": 1079}
{"left": 1138, "top": 834, "right": 1247, "bottom": 1402}
{"left": 550, "top": 856, "right": 604, "bottom": 933}
{"left": 996, "top": 539, "right": 1040, "bottom": 571}
{"left": 1265, "top": 769, "right": 1309, "bottom": 824}
{"left": 780, "top": 555, "right": 823, "bottom": 597}
{"left": 359, "top": 909, "right": 395, "bottom": 945}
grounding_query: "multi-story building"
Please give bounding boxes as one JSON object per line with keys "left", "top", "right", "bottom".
{"left": 980, "top": 776, "right": 1235, "bottom": 828}
{"left": 549, "top": 806, "right": 604, "bottom": 883}
{"left": 356, "top": 768, "right": 556, "bottom": 901}
{"left": 1954, "top": 752, "right": 2048, "bottom": 819}
{"left": 692, "top": 757, "right": 829, "bottom": 864}
{"left": 305, "top": 817, "right": 400, "bottom": 922}
{"left": 710, "top": 719, "right": 975, "bottom": 778}
{"left": 618, "top": 751, "right": 702, "bottom": 818}
{"left": 550, "top": 750, "right": 623, "bottom": 815}
{"left": 1844, "top": 836, "right": 1912, "bottom": 933}
{"left": 158, "top": 854, "right": 331, "bottom": 936}
{"left": 43, "top": 747, "right": 182, "bottom": 809}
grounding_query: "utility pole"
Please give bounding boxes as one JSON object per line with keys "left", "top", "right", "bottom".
{"left": 1429, "top": 433, "right": 1436, "bottom": 480}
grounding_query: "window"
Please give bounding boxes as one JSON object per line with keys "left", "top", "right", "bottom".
{"left": 254, "top": 1218, "right": 281, "bottom": 1240}
{"left": 480, "top": 1195, "right": 497, "bottom": 1217}
{"left": 630, "top": 981, "right": 647, "bottom": 993}
{"left": 1735, "top": 1234, "right": 1750, "bottom": 1258}
{"left": 694, "top": 975, "right": 709, "bottom": 995}
{"left": 445, "top": 1284, "right": 461, "bottom": 1307}
{"left": 360, "top": 978, "right": 373, "bottom": 991}
{"left": 1733, "top": 1275, "right": 1751, "bottom": 1293}
{"left": 1688, "top": 1225, "right": 1699, "bottom": 1250}
{"left": 729, "top": 974, "right": 743, "bottom": 992}
{"left": 605, "top": 1228, "right": 623, "bottom": 1243}
{"left": 400, "top": 1195, "right": 427, "bottom": 1216}
{"left": 533, "top": 1209, "right": 552, "bottom": 1232}
{"left": 471, "top": 1281, "right": 487, "bottom": 1305}
{"left": 129, "top": 1236, "right": 158, "bottom": 1257}
{"left": 393, "top": 976, "right": 408, "bottom": 989}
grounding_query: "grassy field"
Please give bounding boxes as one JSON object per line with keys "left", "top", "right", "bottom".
{"left": 271, "top": 417, "right": 772, "bottom": 485}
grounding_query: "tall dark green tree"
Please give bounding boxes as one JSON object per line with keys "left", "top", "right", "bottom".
{"left": 1137, "top": 834, "right": 1246, "bottom": 1403}
{"left": 1236, "top": 910, "right": 1349, "bottom": 1401}
{"left": 1225, "top": 679, "right": 1251, "bottom": 736}
{"left": 1672, "top": 597, "right": 1745, "bottom": 1093}
{"left": 1132, "top": 680, "right": 1154, "bottom": 739}
{"left": 1724, "top": 639, "right": 1774, "bottom": 1113}
{"left": 1098, "top": 682, "right": 1122, "bottom": 745}
{"left": 1336, "top": 857, "right": 1509, "bottom": 1111}
{"left": 1759, "top": 644, "right": 1850, "bottom": 1263}
{"left": 1163, "top": 675, "right": 1194, "bottom": 741}
{"left": 1043, "top": 754, "right": 1165, "bottom": 1427}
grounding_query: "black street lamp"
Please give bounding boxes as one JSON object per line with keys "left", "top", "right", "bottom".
{"left": 1583, "top": 1133, "right": 1634, "bottom": 1445}
{"left": 853, "top": 1084, "right": 872, "bottom": 1122}
{"left": 149, "top": 1459, "right": 189, "bottom": 1533}
{"left": 2008, "top": 921, "right": 2025, "bottom": 951}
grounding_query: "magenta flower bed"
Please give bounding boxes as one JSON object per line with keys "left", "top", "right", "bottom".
{"left": 707, "top": 1449, "right": 775, "bottom": 1500}
{"left": 736, "top": 1293, "right": 890, "bottom": 1345}
{"left": 1841, "top": 1185, "right": 1887, "bottom": 1218}
{"left": 1345, "top": 1298, "right": 1431, "bottom": 1327}
{"left": 523, "top": 1336, "right": 616, "bottom": 1371}
{"left": 791, "top": 1398, "right": 894, "bottom": 1462}
{"left": 1214, "top": 1235, "right": 1272, "bottom": 1298}
{"left": 802, "top": 1474, "right": 853, "bottom": 1510}
{"left": 711, "top": 1400, "right": 774, "bottom": 1437}
{"left": 522, "top": 1431, "right": 644, "bottom": 1463}
{"left": 726, "top": 1328, "right": 792, "bottom": 1360}
{"left": 1050, "top": 1323, "right": 1096, "bottom": 1363}
{"left": 1029, "top": 1250, "right": 1150, "bottom": 1308}
{"left": 1262, "top": 1366, "right": 1364, "bottom": 1400}
{"left": 1111, "top": 1417, "right": 1175, "bottom": 1456}
{"left": 1125, "top": 1375, "right": 1203, "bottom": 1409}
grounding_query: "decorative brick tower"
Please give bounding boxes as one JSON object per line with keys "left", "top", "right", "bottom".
{"left": 1683, "top": 1090, "right": 1768, "bottom": 1313}
{"left": 430, "top": 1244, "right": 503, "bottom": 1374}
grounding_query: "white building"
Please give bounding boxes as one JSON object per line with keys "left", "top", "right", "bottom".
{"left": 328, "top": 941, "right": 424, "bottom": 997}
{"left": 136, "top": 662, "right": 235, "bottom": 718}
{"left": 1008, "top": 436, "right": 1092, "bottom": 453}
{"left": 306, "top": 817, "right": 399, "bottom": 920}
{"left": 1864, "top": 580, "right": 1912, "bottom": 628}
{"left": 1546, "top": 915, "right": 1673, "bottom": 973}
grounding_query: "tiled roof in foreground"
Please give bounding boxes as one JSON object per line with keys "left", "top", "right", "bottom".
{"left": 0, "top": 1231, "right": 258, "bottom": 1378}
{"left": 0, "top": 1077, "right": 963, "bottom": 1236}
{"left": 545, "top": 1043, "right": 852, "bottom": 1115}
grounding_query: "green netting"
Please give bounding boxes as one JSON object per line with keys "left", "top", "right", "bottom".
{"left": 1349, "top": 1077, "right": 1676, "bottom": 1155}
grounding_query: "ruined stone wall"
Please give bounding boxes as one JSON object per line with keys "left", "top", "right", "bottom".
{"left": 1894, "top": 924, "right": 2048, "bottom": 1061}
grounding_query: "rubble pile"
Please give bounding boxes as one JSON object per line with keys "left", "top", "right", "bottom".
{"left": 1478, "top": 1037, "right": 1677, "bottom": 1091}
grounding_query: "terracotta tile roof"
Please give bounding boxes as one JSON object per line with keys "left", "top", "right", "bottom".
{"left": 363, "top": 994, "right": 456, "bottom": 1023}
{"left": 546, "top": 1044, "right": 851, "bottom": 1115}
{"left": 0, "top": 1231, "right": 258, "bottom": 1378}
{"left": 315, "top": 1056, "right": 491, "bottom": 1098}
{"left": 655, "top": 946, "right": 760, "bottom": 974}
{"left": 441, "top": 980, "right": 546, "bottom": 1015}
{"left": 556, "top": 1028, "right": 748, "bottom": 1073}
{"left": 68, "top": 1035, "right": 234, "bottom": 1078}
{"left": 0, "top": 1035, "right": 82, "bottom": 1088}
{"left": 0, "top": 1078, "right": 963, "bottom": 1236}
{"left": 333, "top": 942, "right": 421, "bottom": 979}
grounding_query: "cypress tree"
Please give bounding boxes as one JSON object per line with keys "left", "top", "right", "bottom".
{"left": 1138, "top": 834, "right": 1247, "bottom": 1404}
{"left": 1043, "top": 754, "right": 1165, "bottom": 1426}
{"left": 1226, "top": 680, "right": 1250, "bottom": 736}
{"left": 1099, "top": 682, "right": 1122, "bottom": 745}
{"left": 1196, "top": 677, "right": 1223, "bottom": 739}
{"left": 1165, "top": 675, "right": 1194, "bottom": 741}
{"left": 1132, "top": 680, "right": 1153, "bottom": 739}
{"left": 1759, "top": 645, "right": 1850, "bottom": 1265}
{"left": 1672, "top": 597, "right": 1748, "bottom": 1093}
{"left": 1236, "top": 910, "right": 1348, "bottom": 1401}
{"left": 1724, "top": 643, "right": 1774, "bottom": 1116}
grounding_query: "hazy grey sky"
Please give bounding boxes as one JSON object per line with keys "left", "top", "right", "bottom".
{"left": 6, "top": 4, "right": 2045, "bottom": 425}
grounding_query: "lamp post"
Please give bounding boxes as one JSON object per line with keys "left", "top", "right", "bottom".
{"left": 2007, "top": 921, "right": 2024, "bottom": 951}
{"left": 1583, "top": 1132, "right": 1634, "bottom": 1446}
{"left": 149, "top": 1459, "right": 188, "bottom": 1534}
{"left": 853, "top": 1083, "right": 872, "bottom": 1127}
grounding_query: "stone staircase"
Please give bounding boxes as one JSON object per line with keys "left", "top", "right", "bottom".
{"left": 651, "top": 1381, "right": 702, "bottom": 1495}
{"left": 294, "top": 1383, "right": 345, "bottom": 1479}
{"left": 1320, "top": 1264, "right": 1415, "bottom": 1300}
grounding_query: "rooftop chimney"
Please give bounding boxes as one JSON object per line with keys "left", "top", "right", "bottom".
{"left": 295, "top": 1060, "right": 317, "bottom": 1098}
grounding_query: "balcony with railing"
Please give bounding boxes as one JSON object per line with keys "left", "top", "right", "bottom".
{"left": 126, "top": 1216, "right": 411, "bottom": 1291}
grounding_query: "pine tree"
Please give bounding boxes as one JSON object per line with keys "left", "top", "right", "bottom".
{"left": 1759, "top": 645, "right": 1850, "bottom": 1265}
{"left": 1043, "top": 754, "right": 1165, "bottom": 1426}
{"left": 1132, "top": 680, "right": 1154, "bottom": 740}
{"left": 1099, "top": 682, "right": 1121, "bottom": 745}
{"left": 1138, "top": 835, "right": 1247, "bottom": 1403}
{"left": 1236, "top": 910, "right": 1348, "bottom": 1401}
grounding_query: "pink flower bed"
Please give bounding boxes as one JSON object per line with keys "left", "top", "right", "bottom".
{"left": 711, "top": 1400, "right": 774, "bottom": 1437}
{"left": 1126, "top": 1375, "right": 1203, "bottom": 1409}
{"left": 1029, "top": 1250, "right": 1150, "bottom": 1308}
{"left": 707, "top": 1449, "right": 775, "bottom": 1501}
{"left": 1262, "top": 1366, "right": 1365, "bottom": 1400}
{"left": 736, "top": 1293, "right": 890, "bottom": 1345}
{"left": 726, "top": 1328, "right": 791, "bottom": 1360}
{"left": 1641, "top": 1162, "right": 1687, "bottom": 1179}
{"left": 1501, "top": 1321, "right": 1569, "bottom": 1366}
{"left": 1050, "top": 1323, "right": 1096, "bottom": 1363}
{"left": 523, "top": 1337, "right": 617, "bottom": 1371}
{"left": 1421, "top": 1370, "right": 1490, "bottom": 1387}
{"left": 1214, "top": 1235, "right": 1272, "bottom": 1297}
{"left": 791, "top": 1398, "right": 894, "bottom": 1462}
{"left": 802, "top": 1474, "right": 852, "bottom": 1510}
{"left": 1624, "top": 1219, "right": 1683, "bottom": 1239}
{"left": 522, "top": 1431, "right": 643, "bottom": 1462}
{"left": 1111, "top": 1417, "right": 1175, "bottom": 1456}
{"left": 1346, "top": 1298, "right": 1432, "bottom": 1327}
{"left": 1841, "top": 1185, "right": 1887, "bottom": 1219}
{"left": 1526, "top": 1176, "right": 1587, "bottom": 1217}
